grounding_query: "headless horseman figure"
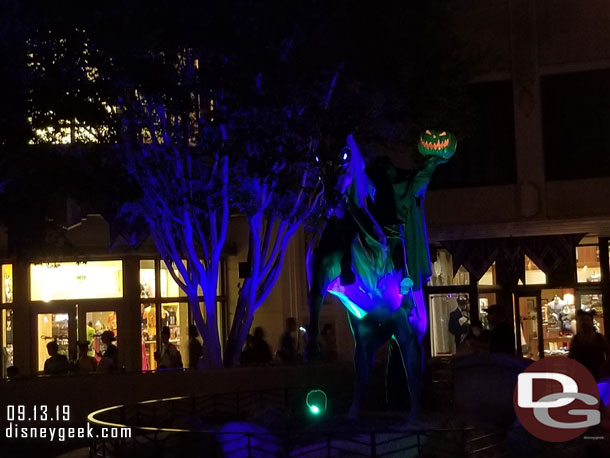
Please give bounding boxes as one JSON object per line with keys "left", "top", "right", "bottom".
{"left": 307, "top": 131, "right": 455, "bottom": 419}
{"left": 367, "top": 156, "right": 442, "bottom": 408}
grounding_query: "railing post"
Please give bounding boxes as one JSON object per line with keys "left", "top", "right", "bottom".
{"left": 247, "top": 434, "right": 252, "bottom": 458}
{"left": 327, "top": 434, "right": 332, "bottom": 458}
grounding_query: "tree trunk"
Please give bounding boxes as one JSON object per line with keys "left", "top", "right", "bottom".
{"left": 190, "top": 295, "right": 223, "bottom": 368}
{"left": 224, "top": 278, "right": 255, "bottom": 367}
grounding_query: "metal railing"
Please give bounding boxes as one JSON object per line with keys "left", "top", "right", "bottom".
{"left": 87, "top": 386, "right": 587, "bottom": 458}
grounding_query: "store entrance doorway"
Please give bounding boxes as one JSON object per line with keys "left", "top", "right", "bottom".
{"left": 515, "top": 288, "right": 578, "bottom": 361}
{"left": 428, "top": 292, "right": 471, "bottom": 357}
{"left": 514, "top": 292, "right": 542, "bottom": 360}
{"left": 34, "top": 301, "right": 121, "bottom": 373}
{"left": 34, "top": 305, "right": 77, "bottom": 372}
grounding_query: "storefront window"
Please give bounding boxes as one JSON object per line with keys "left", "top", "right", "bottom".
{"left": 160, "top": 260, "right": 187, "bottom": 298}
{"left": 428, "top": 249, "right": 470, "bottom": 286}
{"left": 478, "top": 263, "right": 496, "bottom": 286}
{"left": 524, "top": 256, "right": 547, "bottom": 285}
{"left": 2, "top": 264, "right": 13, "bottom": 303}
{"left": 579, "top": 293, "right": 604, "bottom": 335}
{"left": 540, "top": 288, "right": 575, "bottom": 358}
{"left": 30, "top": 261, "right": 123, "bottom": 301}
{"left": 140, "top": 260, "right": 156, "bottom": 298}
{"left": 86, "top": 311, "right": 118, "bottom": 361}
{"left": 160, "top": 302, "right": 189, "bottom": 367}
{"left": 37, "top": 313, "right": 69, "bottom": 371}
{"left": 576, "top": 245, "right": 601, "bottom": 283}
{"left": 517, "top": 295, "right": 540, "bottom": 360}
{"left": 141, "top": 304, "right": 156, "bottom": 370}
{"left": 478, "top": 293, "right": 496, "bottom": 328}
{"left": 2, "top": 309, "right": 14, "bottom": 377}
{"left": 429, "top": 293, "right": 470, "bottom": 356}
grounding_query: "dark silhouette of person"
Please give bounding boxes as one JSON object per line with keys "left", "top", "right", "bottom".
{"left": 240, "top": 334, "right": 254, "bottom": 365}
{"left": 248, "top": 327, "right": 273, "bottom": 364}
{"left": 75, "top": 341, "right": 97, "bottom": 374}
{"left": 43, "top": 341, "right": 69, "bottom": 375}
{"left": 486, "top": 305, "right": 515, "bottom": 355}
{"left": 98, "top": 330, "right": 119, "bottom": 372}
{"left": 460, "top": 318, "right": 490, "bottom": 354}
{"left": 569, "top": 309, "right": 610, "bottom": 380}
{"left": 448, "top": 296, "right": 470, "bottom": 348}
{"left": 188, "top": 325, "right": 203, "bottom": 369}
{"left": 277, "top": 317, "right": 297, "bottom": 363}
{"left": 6, "top": 366, "right": 19, "bottom": 380}
{"left": 155, "top": 326, "right": 183, "bottom": 369}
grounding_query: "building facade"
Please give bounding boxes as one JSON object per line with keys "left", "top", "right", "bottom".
{"left": 0, "top": 216, "right": 311, "bottom": 376}
{"left": 3, "top": 0, "right": 610, "bottom": 376}
{"left": 423, "top": 0, "right": 610, "bottom": 360}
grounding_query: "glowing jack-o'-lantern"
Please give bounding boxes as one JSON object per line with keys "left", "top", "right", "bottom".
{"left": 417, "top": 129, "right": 457, "bottom": 160}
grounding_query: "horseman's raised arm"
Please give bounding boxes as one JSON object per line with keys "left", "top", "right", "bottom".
{"left": 406, "top": 130, "right": 457, "bottom": 202}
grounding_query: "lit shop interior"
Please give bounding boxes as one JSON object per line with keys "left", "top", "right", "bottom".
{"left": 0, "top": 238, "right": 607, "bottom": 376}
{"left": 427, "top": 237, "right": 609, "bottom": 360}
{"left": 0, "top": 259, "right": 225, "bottom": 376}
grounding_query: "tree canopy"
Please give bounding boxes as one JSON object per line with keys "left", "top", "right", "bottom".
{"left": 0, "top": 1, "right": 473, "bottom": 364}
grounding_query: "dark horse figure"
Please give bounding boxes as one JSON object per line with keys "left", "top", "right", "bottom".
{"left": 307, "top": 132, "right": 455, "bottom": 418}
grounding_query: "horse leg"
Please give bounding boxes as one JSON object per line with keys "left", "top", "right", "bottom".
{"left": 306, "top": 288, "right": 325, "bottom": 360}
{"left": 386, "top": 338, "right": 410, "bottom": 410}
{"left": 348, "top": 313, "right": 384, "bottom": 419}
{"left": 306, "top": 226, "right": 341, "bottom": 360}
{"left": 392, "top": 308, "right": 425, "bottom": 421}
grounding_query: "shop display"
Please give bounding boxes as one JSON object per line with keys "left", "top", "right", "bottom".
{"left": 86, "top": 311, "right": 118, "bottom": 360}
{"left": 162, "top": 304, "right": 181, "bottom": 345}
{"left": 576, "top": 245, "right": 601, "bottom": 283}
{"left": 141, "top": 304, "right": 156, "bottom": 370}
{"left": 540, "top": 292, "right": 575, "bottom": 358}
{"left": 2, "top": 308, "right": 14, "bottom": 376}
{"left": 547, "top": 295, "right": 571, "bottom": 333}
{"left": 2, "top": 264, "right": 13, "bottom": 303}
{"left": 580, "top": 293, "right": 604, "bottom": 334}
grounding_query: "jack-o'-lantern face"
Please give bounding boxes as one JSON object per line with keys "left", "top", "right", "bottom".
{"left": 417, "top": 129, "right": 457, "bottom": 160}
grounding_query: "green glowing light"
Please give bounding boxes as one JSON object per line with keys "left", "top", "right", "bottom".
{"left": 327, "top": 290, "right": 367, "bottom": 319}
{"left": 306, "top": 389, "right": 328, "bottom": 417}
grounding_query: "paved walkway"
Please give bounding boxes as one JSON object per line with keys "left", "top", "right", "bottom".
{"left": 55, "top": 447, "right": 89, "bottom": 458}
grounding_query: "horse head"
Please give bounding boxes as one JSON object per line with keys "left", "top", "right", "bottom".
{"left": 314, "top": 133, "right": 374, "bottom": 217}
